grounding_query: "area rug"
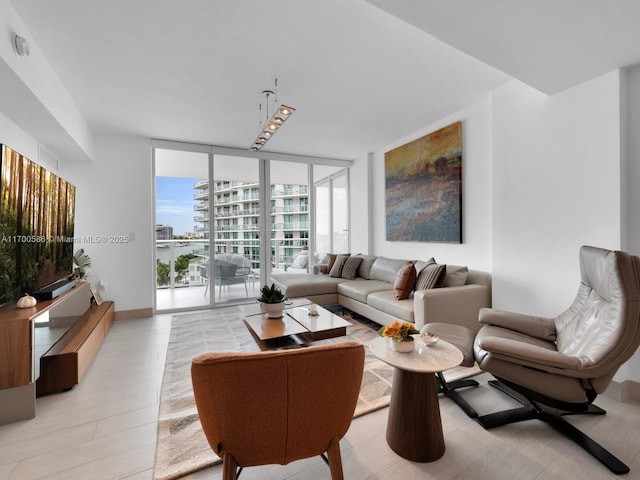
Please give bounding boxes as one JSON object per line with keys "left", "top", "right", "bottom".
{"left": 152, "top": 305, "right": 479, "bottom": 480}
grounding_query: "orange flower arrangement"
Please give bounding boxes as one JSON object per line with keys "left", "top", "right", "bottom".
{"left": 378, "top": 320, "right": 419, "bottom": 342}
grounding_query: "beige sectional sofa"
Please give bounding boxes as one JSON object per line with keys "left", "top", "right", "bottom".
{"left": 270, "top": 255, "right": 492, "bottom": 333}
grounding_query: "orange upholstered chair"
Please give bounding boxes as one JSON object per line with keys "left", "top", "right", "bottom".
{"left": 191, "top": 341, "right": 365, "bottom": 480}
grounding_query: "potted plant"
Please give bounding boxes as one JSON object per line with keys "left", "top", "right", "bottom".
{"left": 257, "top": 283, "right": 288, "bottom": 318}
{"left": 73, "top": 248, "right": 91, "bottom": 281}
{"left": 378, "top": 320, "right": 419, "bottom": 352}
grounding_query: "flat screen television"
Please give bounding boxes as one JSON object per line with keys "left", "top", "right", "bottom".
{"left": 0, "top": 144, "right": 76, "bottom": 305}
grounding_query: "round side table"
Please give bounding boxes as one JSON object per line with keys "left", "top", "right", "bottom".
{"left": 369, "top": 335, "right": 463, "bottom": 462}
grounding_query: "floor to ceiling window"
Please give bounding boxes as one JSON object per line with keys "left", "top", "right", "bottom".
{"left": 270, "top": 160, "right": 310, "bottom": 273}
{"left": 208, "top": 155, "right": 261, "bottom": 304}
{"left": 154, "top": 148, "right": 211, "bottom": 311}
{"left": 153, "top": 142, "right": 351, "bottom": 312}
{"left": 314, "top": 165, "right": 350, "bottom": 257}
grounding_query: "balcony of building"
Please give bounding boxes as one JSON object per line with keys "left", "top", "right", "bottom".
{"left": 155, "top": 238, "right": 308, "bottom": 311}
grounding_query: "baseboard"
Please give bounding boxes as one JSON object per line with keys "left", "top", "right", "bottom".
{"left": 114, "top": 308, "right": 153, "bottom": 321}
{"left": 604, "top": 379, "right": 640, "bottom": 402}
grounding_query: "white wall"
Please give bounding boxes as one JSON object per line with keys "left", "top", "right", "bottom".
{"left": 0, "top": 111, "right": 38, "bottom": 160}
{"left": 369, "top": 96, "right": 493, "bottom": 272}
{"left": 623, "top": 65, "right": 640, "bottom": 256}
{"left": 65, "top": 134, "right": 154, "bottom": 312}
{"left": 491, "top": 72, "right": 622, "bottom": 316}
{"left": 618, "top": 65, "right": 640, "bottom": 382}
{"left": 349, "top": 152, "right": 372, "bottom": 255}
{"left": 365, "top": 70, "right": 640, "bottom": 383}
{"left": 0, "top": 0, "right": 92, "bottom": 162}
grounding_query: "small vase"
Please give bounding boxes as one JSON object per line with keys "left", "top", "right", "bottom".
{"left": 261, "top": 302, "right": 285, "bottom": 318}
{"left": 390, "top": 339, "right": 415, "bottom": 353}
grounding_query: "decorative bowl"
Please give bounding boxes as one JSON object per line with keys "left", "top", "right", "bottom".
{"left": 421, "top": 332, "right": 439, "bottom": 347}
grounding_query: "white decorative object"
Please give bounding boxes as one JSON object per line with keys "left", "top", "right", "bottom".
{"left": 420, "top": 325, "right": 440, "bottom": 347}
{"left": 16, "top": 293, "right": 37, "bottom": 308}
{"left": 390, "top": 340, "right": 415, "bottom": 353}
{"left": 262, "top": 301, "right": 285, "bottom": 318}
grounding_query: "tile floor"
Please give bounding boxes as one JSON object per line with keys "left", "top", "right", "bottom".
{"left": 155, "top": 283, "right": 258, "bottom": 312}
{"left": 0, "top": 313, "right": 639, "bottom": 480}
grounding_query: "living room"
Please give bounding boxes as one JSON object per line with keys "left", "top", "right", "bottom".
{"left": 1, "top": 1, "right": 640, "bottom": 479}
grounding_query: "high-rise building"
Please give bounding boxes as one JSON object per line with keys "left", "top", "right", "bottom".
{"left": 155, "top": 224, "right": 173, "bottom": 240}
{"left": 193, "top": 180, "right": 309, "bottom": 271}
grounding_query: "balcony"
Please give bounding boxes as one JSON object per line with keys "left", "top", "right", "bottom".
{"left": 193, "top": 190, "right": 208, "bottom": 200}
{"left": 155, "top": 238, "right": 309, "bottom": 310}
{"left": 272, "top": 186, "right": 309, "bottom": 197}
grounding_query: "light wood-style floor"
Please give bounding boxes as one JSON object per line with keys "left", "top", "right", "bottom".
{"left": 1, "top": 314, "right": 639, "bottom": 480}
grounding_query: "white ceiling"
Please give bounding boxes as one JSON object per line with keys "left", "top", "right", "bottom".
{"left": 8, "top": 1, "right": 640, "bottom": 161}
{"left": 367, "top": 0, "right": 640, "bottom": 95}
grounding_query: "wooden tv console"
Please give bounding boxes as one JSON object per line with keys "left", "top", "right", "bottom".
{"left": 0, "top": 282, "right": 114, "bottom": 425}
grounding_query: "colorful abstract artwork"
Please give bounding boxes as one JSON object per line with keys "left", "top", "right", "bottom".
{"left": 385, "top": 121, "right": 462, "bottom": 243}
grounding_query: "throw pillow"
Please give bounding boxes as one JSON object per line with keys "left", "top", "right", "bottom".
{"left": 329, "top": 254, "right": 351, "bottom": 277}
{"left": 355, "top": 254, "right": 377, "bottom": 279}
{"left": 415, "top": 262, "right": 446, "bottom": 290}
{"left": 414, "top": 257, "right": 436, "bottom": 275}
{"left": 290, "top": 252, "right": 308, "bottom": 269}
{"left": 393, "top": 261, "right": 417, "bottom": 300}
{"left": 341, "top": 256, "right": 363, "bottom": 280}
{"left": 442, "top": 265, "right": 469, "bottom": 287}
{"left": 326, "top": 253, "right": 338, "bottom": 272}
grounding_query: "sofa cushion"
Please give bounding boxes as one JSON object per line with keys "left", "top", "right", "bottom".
{"left": 415, "top": 262, "right": 445, "bottom": 290}
{"left": 326, "top": 253, "right": 338, "bottom": 272}
{"left": 442, "top": 265, "right": 468, "bottom": 287}
{"left": 367, "top": 290, "right": 415, "bottom": 323}
{"left": 369, "top": 257, "right": 408, "bottom": 284}
{"left": 270, "top": 273, "right": 345, "bottom": 298}
{"left": 414, "top": 257, "right": 436, "bottom": 275}
{"left": 355, "top": 254, "right": 377, "bottom": 279}
{"left": 329, "top": 254, "right": 351, "bottom": 277}
{"left": 341, "top": 256, "right": 363, "bottom": 280}
{"left": 394, "top": 261, "right": 417, "bottom": 300}
{"left": 337, "top": 279, "right": 393, "bottom": 304}
{"left": 290, "top": 252, "right": 308, "bottom": 270}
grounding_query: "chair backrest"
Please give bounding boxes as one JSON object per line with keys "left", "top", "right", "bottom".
{"left": 554, "top": 245, "right": 640, "bottom": 387}
{"left": 214, "top": 260, "right": 238, "bottom": 279}
{"left": 191, "top": 341, "right": 365, "bottom": 467}
{"left": 216, "top": 253, "right": 250, "bottom": 267}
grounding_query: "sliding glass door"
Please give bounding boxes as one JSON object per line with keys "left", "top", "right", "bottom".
{"left": 209, "top": 155, "right": 261, "bottom": 303}
{"left": 270, "top": 160, "right": 310, "bottom": 273}
{"left": 154, "top": 148, "right": 211, "bottom": 310}
{"left": 314, "top": 166, "right": 350, "bottom": 260}
{"left": 153, "top": 142, "right": 351, "bottom": 312}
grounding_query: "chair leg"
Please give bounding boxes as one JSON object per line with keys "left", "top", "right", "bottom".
{"left": 325, "top": 436, "right": 345, "bottom": 480}
{"left": 222, "top": 452, "right": 239, "bottom": 480}
{"left": 477, "top": 380, "right": 629, "bottom": 475}
{"left": 436, "top": 371, "right": 479, "bottom": 418}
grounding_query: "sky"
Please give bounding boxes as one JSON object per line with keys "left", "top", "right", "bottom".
{"left": 155, "top": 177, "right": 199, "bottom": 236}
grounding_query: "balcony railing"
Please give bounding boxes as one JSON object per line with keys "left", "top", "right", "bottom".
{"left": 272, "top": 186, "right": 309, "bottom": 197}
{"left": 193, "top": 191, "right": 208, "bottom": 200}
{"left": 156, "top": 237, "right": 310, "bottom": 292}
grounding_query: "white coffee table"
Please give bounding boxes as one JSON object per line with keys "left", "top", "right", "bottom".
{"left": 369, "top": 335, "right": 463, "bottom": 462}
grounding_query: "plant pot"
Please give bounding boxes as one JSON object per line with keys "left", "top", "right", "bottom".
{"left": 261, "top": 301, "right": 285, "bottom": 318}
{"left": 390, "top": 339, "right": 415, "bottom": 353}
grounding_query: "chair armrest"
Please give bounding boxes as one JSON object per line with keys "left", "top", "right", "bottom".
{"left": 476, "top": 336, "right": 583, "bottom": 371}
{"left": 235, "top": 267, "right": 251, "bottom": 276}
{"left": 414, "top": 284, "right": 491, "bottom": 333}
{"left": 479, "top": 308, "right": 556, "bottom": 341}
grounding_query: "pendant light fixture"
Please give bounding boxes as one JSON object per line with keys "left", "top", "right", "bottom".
{"left": 250, "top": 79, "right": 295, "bottom": 152}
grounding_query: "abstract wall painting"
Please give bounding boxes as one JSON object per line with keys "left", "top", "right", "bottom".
{"left": 385, "top": 121, "right": 462, "bottom": 243}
